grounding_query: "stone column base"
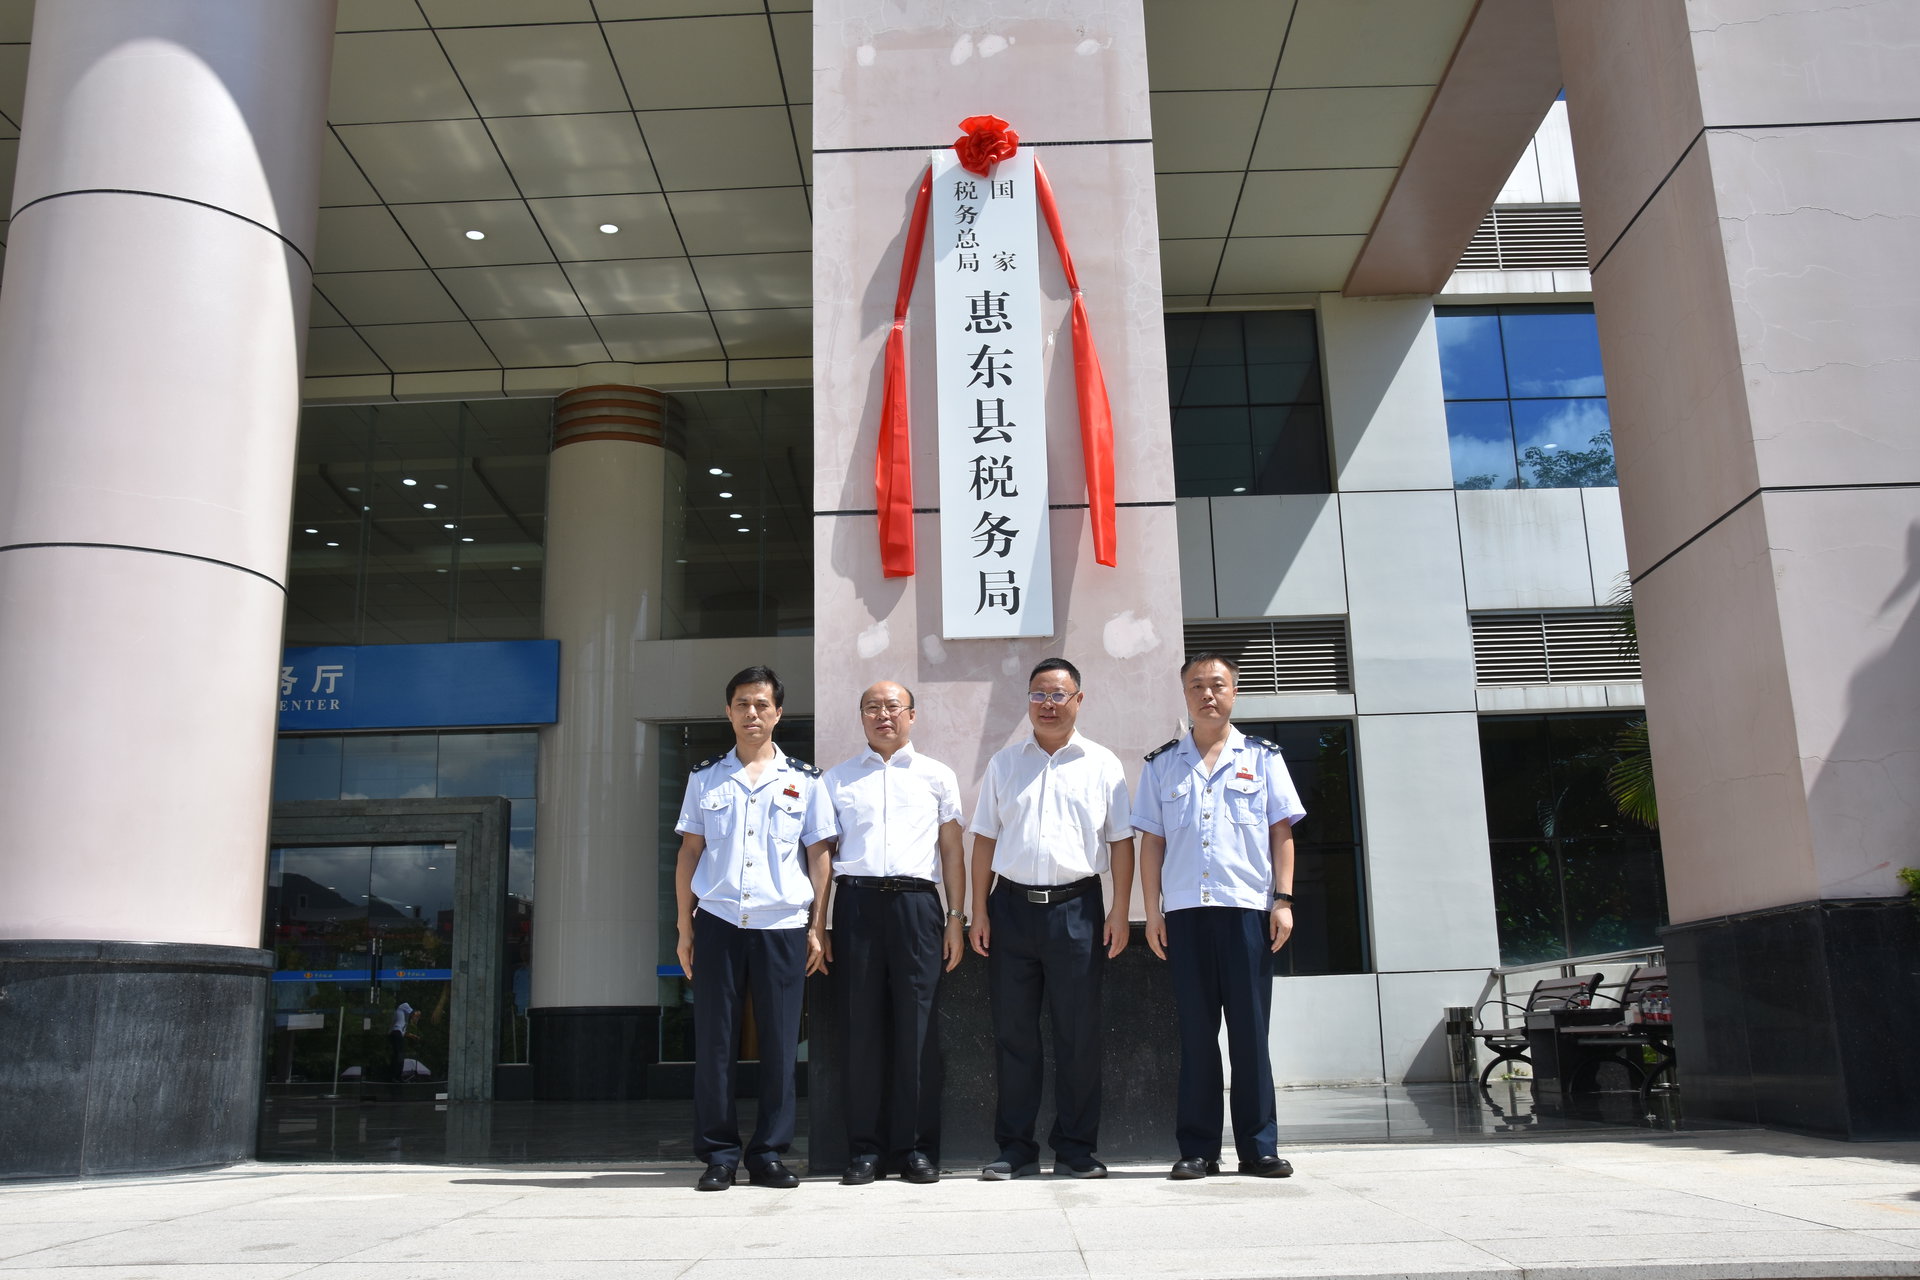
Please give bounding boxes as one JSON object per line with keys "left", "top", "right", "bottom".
{"left": 0, "top": 940, "right": 272, "bottom": 1179}
{"left": 528, "top": 1006, "right": 659, "bottom": 1100}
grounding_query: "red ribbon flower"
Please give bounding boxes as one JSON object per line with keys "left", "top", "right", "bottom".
{"left": 953, "top": 114, "right": 1019, "bottom": 176}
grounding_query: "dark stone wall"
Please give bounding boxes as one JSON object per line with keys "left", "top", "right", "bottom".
{"left": 0, "top": 939, "right": 272, "bottom": 1180}
{"left": 1663, "top": 896, "right": 1920, "bottom": 1140}
{"left": 529, "top": 1006, "right": 659, "bottom": 1100}
{"left": 808, "top": 923, "right": 1182, "bottom": 1171}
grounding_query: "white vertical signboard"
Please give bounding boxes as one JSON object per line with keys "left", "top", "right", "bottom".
{"left": 931, "top": 148, "right": 1053, "bottom": 638}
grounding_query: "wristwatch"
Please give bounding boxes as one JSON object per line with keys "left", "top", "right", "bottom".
{"left": 946, "top": 907, "right": 967, "bottom": 924}
{"left": 1272, "top": 891, "right": 1295, "bottom": 905}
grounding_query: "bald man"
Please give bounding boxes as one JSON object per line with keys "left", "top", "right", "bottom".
{"left": 814, "top": 681, "right": 967, "bottom": 1185}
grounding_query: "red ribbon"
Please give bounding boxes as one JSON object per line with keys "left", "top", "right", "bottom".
{"left": 873, "top": 118, "right": 1119, "bottom": 578}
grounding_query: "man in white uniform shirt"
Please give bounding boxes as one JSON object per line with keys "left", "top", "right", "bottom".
{"left": 816, "top": 679, "right": 966, "bottom": 1186}
{"left": 673, "top": 665, "right": 835, "bottom": 1191}
{"left": 1135, "top": 653, "right": 1305, "bottom": 1179}
{"left": 967, "top": 657, "right": 1134, "bottom": 1179}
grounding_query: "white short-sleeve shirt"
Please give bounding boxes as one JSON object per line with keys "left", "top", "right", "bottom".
{"left": 968, "top": 731, "right": 1132, "bottom": 886}
{"left": 675, "top": 745, "right": 836, "bottom": 929}
{"left": 1132, "top": 726, "right": 1306, "bottom": 912}
{"left": 822, "top": 742, "right": 962, "bottom": 881}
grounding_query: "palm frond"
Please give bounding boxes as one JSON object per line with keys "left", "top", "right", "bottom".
{"left": 1607, "top": 719, "right": 1658, "bottom": 828}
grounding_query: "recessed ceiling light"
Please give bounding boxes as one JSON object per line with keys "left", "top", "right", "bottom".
{"left": 437, "top": 568, "right": 449, "bottom": 573}
{"left": 422, "top": 502, "right": 438, "bottom": 510}
{"left": 434, "top": 483, "right": 448, "bottom": 490}
{"left": 718, "top": 491, "right": 732, "bottom": 498}
{"left": 325, "top": 541, "right": 340, "bottom": 547}
{"left": 737, "top": 527, "right": 750, "bottom": 533}
{"left": 346, "top": 486, "right": 360, "bottom": 493}
{"left": 443, "top": 522, "right": 457, "bottom": 529}
{"left": 675, "top": 558, "right": 688, "bottom": 564}
{"left": 511, "top": 565, "right": 522, "bottom": 570}
{"left": 728, "top": 512, "right": 742, "bottom": 519}
{"left": 708, "top": 467, "right": 724, "bottom": 475}
{"left": 1232, "top": 486, "right": 1246, "bottom": 493}
{"left": 402, "top": 478, "right": 417, "bottom": 486}
{"left": 598, "top": 223, "right": 619, "bottom": 234}
{"left": 464, "top": 229, "right": 485, "bottom": 241}
{"left": 304, "top": 527, "right": 318, "bottom": 534}
{"left": 461, "top": 537, "right": 474, "bottom": 543}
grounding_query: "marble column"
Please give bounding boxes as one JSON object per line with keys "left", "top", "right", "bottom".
{"left": 530, "top": 383, "right": 685, "bottom": 1099}
{"left": 0, "top": 0, "right": 335, "bottom": 1177}
{"left": 1555, "top": 0, "right": 1920, "bottom": 1138}
{"left": 809, "top": 0, "right": 1185, "bottom": 1166}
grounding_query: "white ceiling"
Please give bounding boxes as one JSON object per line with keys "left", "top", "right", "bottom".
{"left": 0, "top": 0, "right": 1478, "bottom": 389}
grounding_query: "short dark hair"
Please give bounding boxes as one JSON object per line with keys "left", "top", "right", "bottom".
{"left": 725, "top": 665, "right": 785, "bottom": 709}
{"left": 1180, "top": 652, "right": 1240, "bottom": 683}
{"left": 1029, "top": 657, "right": 1081, "bottom": 689}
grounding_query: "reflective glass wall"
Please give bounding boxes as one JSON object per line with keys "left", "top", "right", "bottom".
{"left": 1237, "top": 720, "right": 1368, "bottom": 975}
{"left": 1436, "top": 304, "right": 1615, "bottom": 490}
{"left": 1164, "top": 311, "right": 1330, "bottom": 498}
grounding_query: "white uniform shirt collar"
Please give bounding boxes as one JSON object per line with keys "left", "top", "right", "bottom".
{"left": 1177, "top": 725, "right": 1245, "bottom": 771}
{"left": 1021, "top": 729, "right": 1086, "bottom": 760}
{"left": 858, "top": 740, "right": 918, "bottom": 768}
{"left": 727, "top": 743, "right": 788, "bottom": 787}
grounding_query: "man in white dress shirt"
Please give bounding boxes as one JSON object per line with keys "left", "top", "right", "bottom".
{"left": 673, "top": 665, "right": 835, "bottom": 1191}
{"left": 816, "top": 679, "right": 966, "bottom": 1186}
{"left": 1135, "top": 653, "right": 1305, "bottom": 1180}
{"left": 967, "top": 657, "right": 1134, "bottom": 1180}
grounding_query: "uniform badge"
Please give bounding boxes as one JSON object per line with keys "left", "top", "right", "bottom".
{"left": 783, "top": 785, "right": 800, "bottom": 799}
{"left": 1235, "top": 769, "right": 1254, "bottom": 781}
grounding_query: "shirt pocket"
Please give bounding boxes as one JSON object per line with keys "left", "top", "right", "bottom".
{"left": 699, "top": 788, "right": 735, "bottom": 837}
{"left": 771, "top": 793, "right": 808, "bottom": 843}
{"left": 1161, "top": 778, "right": 1194, "bottom": 826}
{"left": 1225, "top": 778, "right": 1266, "bottom": 825}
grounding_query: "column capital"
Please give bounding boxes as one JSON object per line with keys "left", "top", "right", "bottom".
{"left": 553, "top": 384, "right": 684, "bottom": 454}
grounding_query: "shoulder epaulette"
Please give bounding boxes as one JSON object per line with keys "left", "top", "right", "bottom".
{"left": 1144, "top": 737, "right": 1181, "bottom": 762}
{"left": 788, "top": 757, "right": 822, "bottom": 778}
{"left": 1245, "top": 736, "right": 1282, "bottom": 754}
{"left": 692, "top": 752, "right": 728, "bottom": 772}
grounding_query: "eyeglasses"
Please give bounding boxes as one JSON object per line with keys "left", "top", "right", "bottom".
{"left": 860, "top": 702, "right": 909, "bottom": 718}
{"left": 1027, "top": 690, "right": 1076, "bottom": 705}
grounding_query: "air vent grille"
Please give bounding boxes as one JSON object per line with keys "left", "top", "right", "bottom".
{"left": 1457, "top": 206, "right": 1589, "bottom": 272}
{"left": 1183, "top": 619, "right": 1349, "bottom": 695}
{"left": 1472, "top": 611, "right": 1638, "bottom": 685}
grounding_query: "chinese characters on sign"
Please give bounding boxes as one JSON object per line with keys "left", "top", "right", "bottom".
{"left": 932, "top": 148, "right": 1053, "bottom": 638}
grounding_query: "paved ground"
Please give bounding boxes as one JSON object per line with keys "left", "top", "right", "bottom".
{"left": 6, "top": 1130, "right": 1920, "bottom": 1280}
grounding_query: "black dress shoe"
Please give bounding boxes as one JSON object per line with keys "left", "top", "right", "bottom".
{"left": 900, "top": 1153, "right": 939, "bottom": 1184}
{"left": 1238, "top": 1155, "right": 1293, "bottom": 1178}
{"left": 1053, "top": 1156, "right": 1108, "bottom": 1179}
{"left": 841, "top": 1155, "right": 881, "bottom": 1186}
{"left": 1169, "top": 1157, "right": 1219, "bottom": 1180}
{"left": 696, "top": 1163, "right": 735, "bottom": 1191}
{"left": 748, "top": 1159, "right": 800, "bottom": 1188}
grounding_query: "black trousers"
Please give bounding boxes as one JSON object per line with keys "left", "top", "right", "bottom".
{"left": 833, "top": 882, "right": 944, "bottom": 1166}
{"left": 1166, "top": 906, "right": 1278, "bottom": 1162}
{"left": 691, "top": 908, "right": 806, "bottom": 1170}
{"left": 986, "top": 880, "right": 1104, "bottom": 1165}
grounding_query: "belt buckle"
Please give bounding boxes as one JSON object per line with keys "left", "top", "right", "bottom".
{"left": 1025, "top": 887, "right": 1050, "bottom": 904}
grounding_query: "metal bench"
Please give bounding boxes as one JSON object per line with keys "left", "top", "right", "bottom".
{"left": 1467, "top": 972, "right": 1603, "bottom": 1087}
{"left": 1555, "top": 964, "right": 1675, "bottom": 1106}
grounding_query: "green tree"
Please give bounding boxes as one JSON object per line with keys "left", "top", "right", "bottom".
{"left": 1522, "top": 429, "right": 1617, "bottom": 488}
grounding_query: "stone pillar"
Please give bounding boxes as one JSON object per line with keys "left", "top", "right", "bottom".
{"left": 530, "top": 383, "right": 685, "bottom": 1099}
{"left": 0, "top": 0, "right": 335, "bottom": 1177}
{"left": 1555, "top": 0, "right": 1920, "bottom": 1138}
{"left": 810, "top": 0, "right": 1186, "bottom": 1164}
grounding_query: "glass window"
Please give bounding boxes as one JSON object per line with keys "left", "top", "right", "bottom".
{"left": 1436, "top": 305, "right": 1615, "bottom": 490}
{"left": 1233, "top": 720, "right": 1367, "bottom": 975}
{"left": 1477, "top": 713, "right": 1666, "bottom": 965}
{"left": 1165, "top": 312, "right": 1329, "bottom": 497}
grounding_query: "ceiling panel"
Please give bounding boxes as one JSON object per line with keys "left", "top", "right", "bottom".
{"left": 1144, "top": 0, "right": 1294, "bottom": 92}
{"left": 1155, "top": 172, "right": 1244, "bottom": 240}
{"left": 642, "top": 106, "right": 804, "bottom": 191}
{"left": 595, "top": 311, "right": 726, "bottom": 364}
{"left": 438, "top": 24, "right": 630, "bottom": 117}
{"left": 317, "top": 269, "right": 464, "bottom": 326}
{"left": 417, "top": 0, "right": 598, "bottom": 25}
{"left": 390, "top": 200, "right": 553, "bottom": 268}
{"left": 1214, "top": 234, "right": 1366, "bottom": 293}
{"left": 329, "top": 30, "right": 474, "bottom": 125}
{"left": 316, "top": 205, "right": 427, "bottom": 272}
{"left": 1253, "top": 86, "right": 1433, "bottom": 169}
{"left": 1159, "top": 239, "right": 1225, "bottom": 296}
{"left": 489, "top": 112, "right": 657, "bottom": 199}
{"left": 320, "top": 130, "right": 381, "bottom": 206}
{"left": 563, "top": 257, "right": 706, "bottom": 316}
{"left": 668, "top": 187, "right": 810, "bottom": 256}
{"left": 528, "top": 193, "right": 682, "bottom": 261}
{"left": 306, "top": 327, "right": 391, "bottom": 377}
{"left": 308, "top": 289, "right": 349, "bottom": 329}
{"left": 336, "top": 119, "right": 520, "bottom": 204}
{"left": 1150, "top": 91, "right": 1266, "bottom": 174}
{"left": 603, "top": 15, "right": 786, "bottom": 111}
{"left": 1273, "top": 0, "right": 1473, "bottom": 88}
{"left": 0, "top": 1, "right": 32, "bottom": 42}
{"left": 791, "top": 105, "right": 813, "bottom": 185}
{"left": 769, "top": 11, "right": 811, "bottom": 105}
{"left": 0, "top": 42, "right": 25, "bottom": 121}
{"left": 472, "top": 316, "right": 611, "bottom": 367}
{"left": 336, "top": 0, "right": 428, "bottom": 33}
{"left": 1229, "top": 168, "right": 1397, "bottom": 238}
{"left": 436, "top": 263, "right": 585, "bottom": 319}
{"left": 712, "top": 308, "right": 811, "bottom": 361}
{"left": 358, "top": 321, "right": 500, "bottom": 372}
{"left": 594, "top": 1, "right": 766, "bottom": 17}
{"left": 690, "top": 252, "right": 811, "bottom": 310}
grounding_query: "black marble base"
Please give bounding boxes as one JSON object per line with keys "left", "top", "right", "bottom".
{"left": 0, "top": 939, "right": 272, "bottom": 1180}
{"left": 529, "top": 1006, "right": 660, "bottom": 1100}
{"left": 806, "top": 923, "right": 1181, "bottom": 1172}
{"left": 1663, "top": 896, "right": 1920, "bottom": 1140}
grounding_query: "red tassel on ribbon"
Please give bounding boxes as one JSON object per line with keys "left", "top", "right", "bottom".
{"left": 876, "top": 169, "right": 933, "bottom": 578}
{"left": 1034, "top": 158, "right": 1118, "bottom": 569}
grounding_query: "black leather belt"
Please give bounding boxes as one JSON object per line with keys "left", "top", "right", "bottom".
{"left": 835, "top": 874, "right": 938, "bottom": 893}
{"left": 996, "top": 875, "right": 1099, "bottom": 905}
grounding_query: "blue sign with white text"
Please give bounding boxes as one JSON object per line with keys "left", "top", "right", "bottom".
{"left": 278, "top": 640, "right": 559, "bottom": 731}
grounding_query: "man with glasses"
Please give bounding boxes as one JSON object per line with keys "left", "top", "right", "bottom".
{"left": 816, "top": 680, "right": 966, "bottom": 1185}
{"left": 967, "top": 657, "right": 1133, "bottom": 1180}
{"left": 1135, "top": 653, "right": 1304, "bottom": 1180}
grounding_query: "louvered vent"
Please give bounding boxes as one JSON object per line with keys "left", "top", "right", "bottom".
{"left": 1183, "top": 619, "right": 1349, "bottom": 695}
{"left": 1472, "top": 611, "right": 1639, "bottom": 685}
{"left": 1457, "top": 206, "right": 1589, "bottom": 272}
